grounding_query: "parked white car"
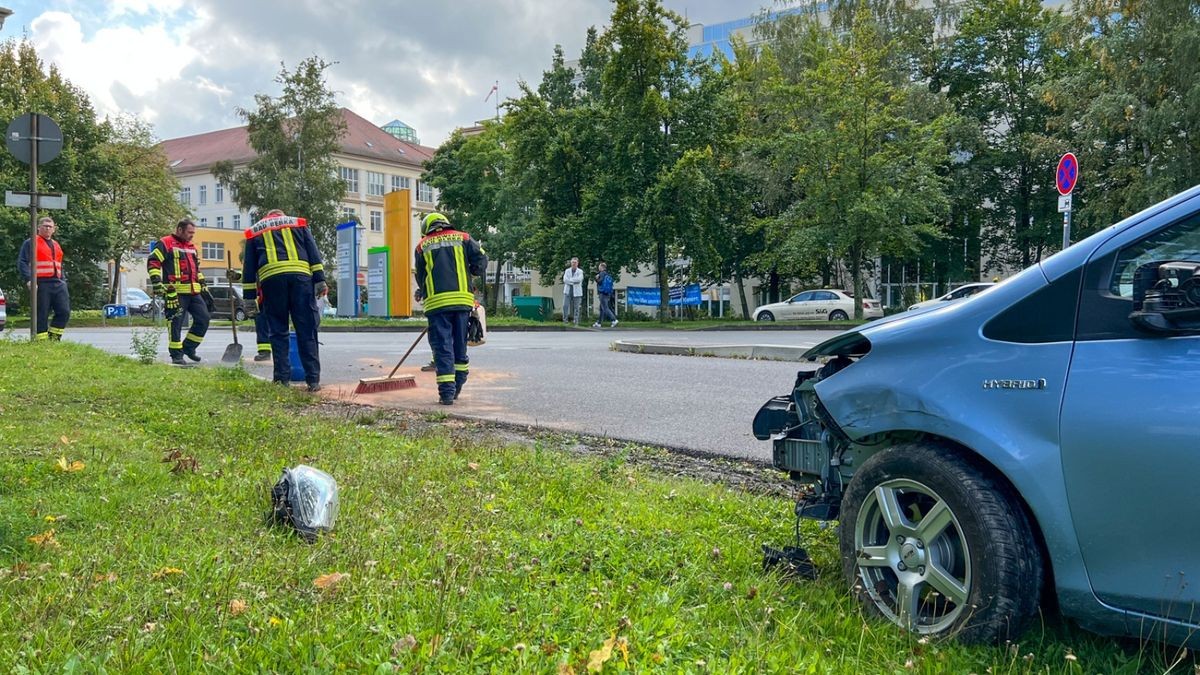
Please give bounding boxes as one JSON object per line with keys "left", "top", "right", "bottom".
{"left": 753, "top": 289, "right": 883, "bottom": 322}
{"left": 907, "top": 282, "right": 995, "bottom": 311}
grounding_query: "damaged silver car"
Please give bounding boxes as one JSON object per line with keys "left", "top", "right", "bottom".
{"left": 756, "top": 185, "right": 1200, "bottom": 645}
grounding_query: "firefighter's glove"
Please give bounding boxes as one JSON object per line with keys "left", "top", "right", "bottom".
{"left": 414, "top": 288, "right": 425, "bottom": 302}
{"left": 201, "top": 288, "right": 216, "bottom": 313}
{"left": 163, "top": 291, "right": 180, "bottom": 320}
{"left": 153, "top": 282, "right": 165, "bottom": 296}
{"left": 314, "top": 281, "right": 327, "bottom": 298}
{"left": 244, "top": 299, "right": 259, "bottom": 319}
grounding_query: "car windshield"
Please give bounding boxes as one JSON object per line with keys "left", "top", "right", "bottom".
{"left": 127, "top": 289, "right": 150, "bottom": 301}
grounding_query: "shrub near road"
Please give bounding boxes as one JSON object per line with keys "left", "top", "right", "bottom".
{"left": 0, "top": 342, "right": 1173, "bottom": 672}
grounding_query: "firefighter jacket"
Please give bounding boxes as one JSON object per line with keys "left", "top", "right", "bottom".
{"left": 18, "top": 236, "right": 65, "bottom": 281}
{"left": 414, "top": 228, "right": 487, "bottom": 314}
{"left": 148, "top": 234, "right": 206, "bottom": 295}
{"left": 241, "top": 214, "right": 325, "bottom": 303}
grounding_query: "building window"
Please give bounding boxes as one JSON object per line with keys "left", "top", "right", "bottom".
{"left": 340, "top": 167, "right": 359, "bottom": 194}
{"left": 198, "top": 184, "right": 207, "bottom": 206}
{"left": 417, "top": 180, "right": 434, "bottom": 203}
{"left": 367, "top": 171, "right": 386, "bottom": 196}
{"left": 200, "top": 217, "right": 208, "bottom": 227}
{"left": 215, "top": 183, "right": 224, "bottom": 203}
{"left": 370, "top": 210, "right": 382, "bottom": 232}
{"left": 233, "top": 214, "right": 241, "bottom": 229}
{"left": 341, "top": 206, "right": 357, "bottom": 222}
{"left": 216, "top": 216, "right": 224, "bottom": 229}
{"left": 391, "top": 175, "right": 411, "bottom": 192}
{"left": 179, "top": 187, "right": 191, "bottom": 205}
{"left": 201, "top": 242, "right": 225, "bottom": 261}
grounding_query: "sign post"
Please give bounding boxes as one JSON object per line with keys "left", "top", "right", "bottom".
{"left": 4, "top": 113, "right": 65, "bottom": 341}
{"left": 1056, "top": 152, "right": 1079, "bottom": 250}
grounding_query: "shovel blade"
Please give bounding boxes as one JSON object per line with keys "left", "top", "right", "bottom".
{"left": 221, "top": 343, "right": 244, "bottom": 364}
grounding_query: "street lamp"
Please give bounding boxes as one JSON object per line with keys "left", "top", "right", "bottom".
{"left": 0, "top": 8, "right": 13, "bottom": 30}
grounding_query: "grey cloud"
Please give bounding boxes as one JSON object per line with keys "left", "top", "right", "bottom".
{"left": 144, "top": 0, "right": 772, "bottom": 144}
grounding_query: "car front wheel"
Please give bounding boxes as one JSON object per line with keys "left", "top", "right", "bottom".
{"left": 756, "top": 311, "right": 775, "bottom": 322}
{"left": 235, "top": 309, "right": 246, "bottom": 322}
{"left": 839, "top": 443, "right": 1043, "bottom": 644}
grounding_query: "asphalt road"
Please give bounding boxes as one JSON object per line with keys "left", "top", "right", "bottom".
{"left": 65, "top": 326, "right": 843, "bottom": 462}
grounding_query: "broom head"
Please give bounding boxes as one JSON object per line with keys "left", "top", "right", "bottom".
{"left": 355, "top": 375, "right": 418, "bottom": 394}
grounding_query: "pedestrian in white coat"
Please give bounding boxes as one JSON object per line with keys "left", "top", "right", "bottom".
{"left": 562, "top": 257, "right": 583, "bottom": 325}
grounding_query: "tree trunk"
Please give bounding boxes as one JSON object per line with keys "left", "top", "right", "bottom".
{"left": 734, "top": 269, "right": 750, "bottom": 319}
{"left": 491, "top": 258, "right": 502, "bottom": 314}
{"left": 768, "top": 268, "right": 780, "bottom": 304}
{"left": 657, "top": 240, "right": 669, "bottom": 322}
{"left": 109, "top": 261, "right": 121, "bottom": 304}
{"left": 849, "top": 246, "right": 864, "bottom": 320}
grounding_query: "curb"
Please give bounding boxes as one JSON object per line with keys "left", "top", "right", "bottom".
{"left": 611, "top": 340, "right": 811, "bottom": 362}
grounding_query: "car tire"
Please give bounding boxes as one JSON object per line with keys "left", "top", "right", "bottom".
{"left": 756, "top": 311, "right": 775, "bottom": 322}
{"left": 839, "top": 442, "right": 1043, "bottom": 644}
{"left": 829, "top": 309, "right": 849, "bottom": 321}
{"left": 235, "top": 309, "right": 246, "bottom": 322}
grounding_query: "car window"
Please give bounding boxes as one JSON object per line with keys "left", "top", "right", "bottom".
{"left": 791, "top": 292, "right": 814, "bottom": 302}
{"left": 814, "top": 291, "right": 838, "bottom": 301}
{"left": 947, "top": 286, "right": 973, "bottom": 300}
{"left": 127, "top": 289, "right": 150, "bottom": 301}
{"left": 1111, "top": 212, "right": 1200, "bottom": 297}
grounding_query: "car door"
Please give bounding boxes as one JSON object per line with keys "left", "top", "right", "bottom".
{"left": 1059, "top": 202, "right": 1200, "bottom": 623}
{"left": 785, "top": 292, "right": 813, "bottom": 320}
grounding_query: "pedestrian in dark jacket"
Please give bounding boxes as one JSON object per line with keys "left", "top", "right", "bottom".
{"left": 593, "top": 262, "right": 617, "bottom": 328}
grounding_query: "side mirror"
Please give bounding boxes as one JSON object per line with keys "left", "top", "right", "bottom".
{"left": 1129, "top": 260, "right": 1200, "bottom": 334}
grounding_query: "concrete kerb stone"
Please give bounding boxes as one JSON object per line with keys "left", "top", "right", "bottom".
{"left": 611, "top": 340, "right": 809, "bottom": 362}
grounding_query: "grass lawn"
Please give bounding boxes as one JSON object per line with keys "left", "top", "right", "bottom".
{"left": 0, "top": 342, "right": 1181, "bottom": 672}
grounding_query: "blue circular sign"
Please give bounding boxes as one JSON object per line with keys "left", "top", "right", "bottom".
{"left": 1057, "top": 153, "right": 1078, "bottom": 195}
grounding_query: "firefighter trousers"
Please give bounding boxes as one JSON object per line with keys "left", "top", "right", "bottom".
{"left": 169, "top": 293, "right": 209, "bottom": 356}
{"left": 255, "top": 313, "right": 271, "bottom": 353}
{"left": 261, "top": 273, "right": 319, "bottom": 385}
{"left": 427, "top": 309, "right": 469, "bottom": 401}
{"left": 34, "top": 279, "right": 70, "bottom": 340}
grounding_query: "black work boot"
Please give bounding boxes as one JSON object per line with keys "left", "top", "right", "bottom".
{"left": 183, "top": 347, "right": 201, "bottom": 362}
{"left": 171, "top": 354, "right": 186, "bottom": 366}
{"left": 254, "top": 350, "right": 271, "bottom": 362}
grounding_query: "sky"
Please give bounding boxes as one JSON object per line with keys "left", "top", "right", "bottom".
{"left": 1, "top": 0, "right": 773, "bottom": 149}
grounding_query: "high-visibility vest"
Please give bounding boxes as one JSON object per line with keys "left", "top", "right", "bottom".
{"left": 34, "top": 237, "right": 64, "bottom": 279}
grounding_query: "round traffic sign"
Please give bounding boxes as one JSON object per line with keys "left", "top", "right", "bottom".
{"left": 1056, "top": 153, "right": 1078, "bottom": 195}
{"left": 5, "top": 113, "right": 63, "bottom": 165}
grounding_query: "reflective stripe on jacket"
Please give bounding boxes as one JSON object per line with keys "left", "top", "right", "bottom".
{"left": 35, "top": 237, "right": 64, "bottom": 279}
{"left": 414, "top": 228, "right": 487, "bottom": 314}
{"left": 241, "top": 217, "right": 325, "bottom": 303}
{"left": 148, "top": 235, "right": 205, "bottom": 294}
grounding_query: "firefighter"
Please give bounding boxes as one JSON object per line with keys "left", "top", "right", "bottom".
{"left": 149, "top": 219, "right": 210, "bottom": 364}
{"left": 17, "top": 216, "right": 71, "bottom": 340}
{"left": 414, "top": 213, "right": 487, "bottom": 405}
{"left": 241, "top": 209, "right": 325, "bottom": 392}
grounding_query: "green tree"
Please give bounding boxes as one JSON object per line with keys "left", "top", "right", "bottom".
{"left": 423, "top": 123, "right": 527, "bottom": 313}
{"left": 214, "top": 56, "right": 346, "bottom": 255}
{"left": 1049, "top": 0, "right": 1200, "bottom": 236}
{"left": 945, "top": 0, "right": 1070, "bottom": 269}
{"left": 0, "top": 40, "right": 112, "bottom": 309}
{"left": 98, "top": 115, "right": 186, "bottom": 302}
{"left": 764, "top": 7, "right": 952, "bottom": 318}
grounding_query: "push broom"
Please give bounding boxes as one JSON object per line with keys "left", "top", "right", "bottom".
{"left": 355, "top": 327, "right": 426, "bottom": 394}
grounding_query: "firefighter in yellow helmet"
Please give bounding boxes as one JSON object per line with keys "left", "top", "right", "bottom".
{"left": 415, "top": 213, "right": 487, "bottom": 404}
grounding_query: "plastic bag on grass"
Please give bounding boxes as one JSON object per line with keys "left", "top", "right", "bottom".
{"left": 269, "top": 465, "right": 339, "bottom": 542}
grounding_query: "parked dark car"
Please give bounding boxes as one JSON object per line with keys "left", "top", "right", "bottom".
{"left": 207, "top": 285, "right": 246, "bottom": 321}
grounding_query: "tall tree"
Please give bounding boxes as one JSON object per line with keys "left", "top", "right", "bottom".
{"left": 0, "top": 40, "right": 112, "bottom": 309}
{"left": 945, "top": 0, "right": 1070, "bottom": 269}
{"left": 764, "top": 7, "right": 952, "bottom": 318}
{"left": 98, "top": 115, "right": 186, "bottom": 303}
{"left": 1050, "top": 0, "right": 1200, "bottom": 237}
{"left": 214, "top": 56, "right": 346, "bottom": 255}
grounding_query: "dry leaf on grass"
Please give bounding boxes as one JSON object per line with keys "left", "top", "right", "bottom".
{"left": 228, "top": 599, "right": 247, "bottom": 616}
{"left": 313, "top": 572, "right": 348, "bottom": 590}
{"left": 27, "top": 529, "right": 59, "bottom": 549}
{"left": 391, "top": 634, "right": 418, "bottom": 656}
{"left": 94, "top": 572, "right": 118, "bottom": 583}
{"left": 59, "top": 435, "right": 71, "bottom": 445}
{"left": 151, "top": 567, "right": 184, "bottom": 580}
{"left": 467, "top": 462, "right": 480, "bottom": 471}
{"left": 557, "top": 664, "right": 577, "bottom": 675}
{"left": 587, "top": 636, "right": 616, "bottom": 673}
{"left": 55, "top": 457, "right": 85, "bottom": 472}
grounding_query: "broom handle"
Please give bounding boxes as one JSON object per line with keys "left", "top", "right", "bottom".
{"left": 388, "top": 326, "right": 429, "bottom": 379}
{"left": 226, "top": 252, "right": 239, "bottom": 345}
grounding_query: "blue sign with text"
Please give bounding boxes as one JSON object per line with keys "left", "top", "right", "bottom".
{"left": 626, "top": 284, "right": 702, "bottom": 307}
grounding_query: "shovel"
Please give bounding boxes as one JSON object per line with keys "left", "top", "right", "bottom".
{"left": 221, "top": 251, "right": 244, "bottom": 364}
